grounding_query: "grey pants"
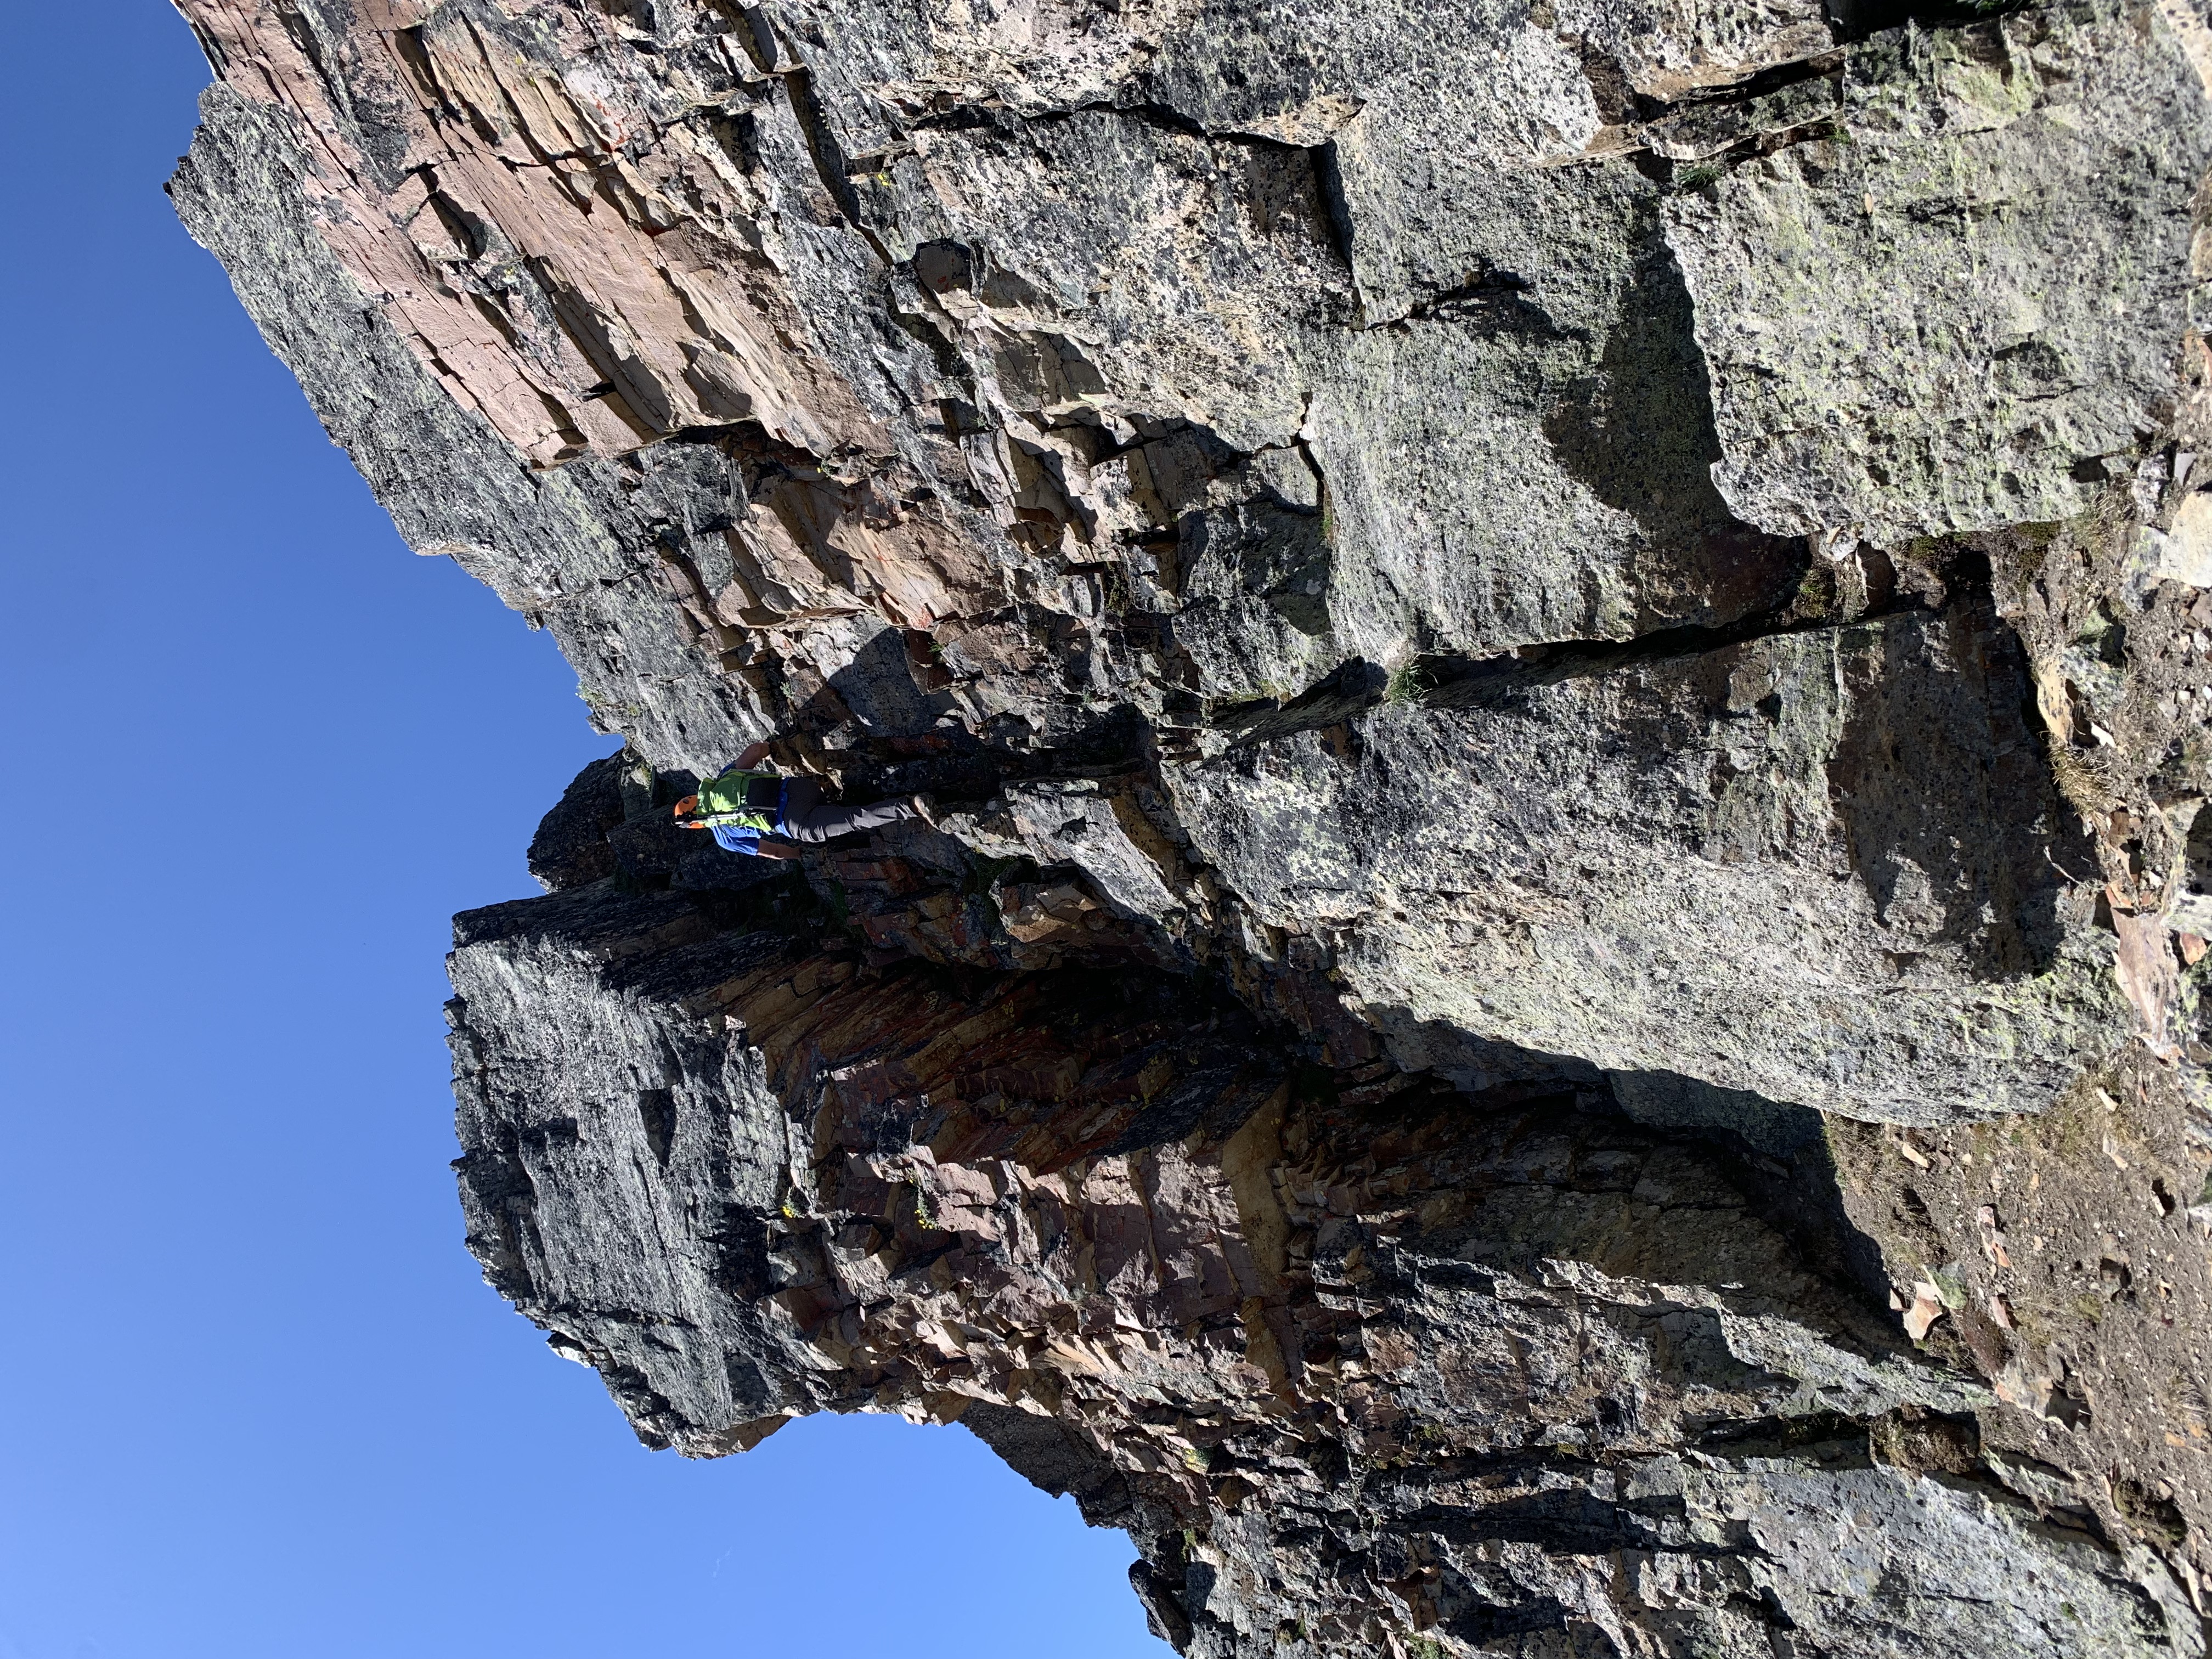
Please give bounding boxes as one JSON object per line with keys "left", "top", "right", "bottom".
{"left": 778, "top": 777, "right": 917, "bottom": 843}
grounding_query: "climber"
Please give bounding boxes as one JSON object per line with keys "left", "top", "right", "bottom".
{"left": 672, "top": 737, "right": 934, "bottom": 859}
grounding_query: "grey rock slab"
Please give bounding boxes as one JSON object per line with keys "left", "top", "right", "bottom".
{"left": 1668, "top": 2, "right": 2212, "bottom": 543}
{"left": 1170, "top": 600, "right": 2128, "bottom": 1120}
{"left": 1732, "top": 1459, "right": 2193, "bottom": 1658}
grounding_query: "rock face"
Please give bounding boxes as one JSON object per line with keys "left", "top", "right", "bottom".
{"left": 171, "top": 0, "right": 2212, "bottom": 1651}
{"left": 448, "top": 848, "right": 2193, "bottom": 1657}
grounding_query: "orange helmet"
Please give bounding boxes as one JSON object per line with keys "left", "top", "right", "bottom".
{"left": 672, "top": 794, "right": 699, "bottom": 818}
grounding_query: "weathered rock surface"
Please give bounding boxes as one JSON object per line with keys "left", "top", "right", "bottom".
{"left": 1172, "top": 581, "right": 2118, "bottom": 1121}
{"left": 446, "top": 844, "right": 2195, "bottom": 1656}
{"left": 170, "top": 0, "right": 2212, "bottom": 1650}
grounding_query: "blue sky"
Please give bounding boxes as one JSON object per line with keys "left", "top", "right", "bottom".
{"left": 0, "top": 6, "right": 1166, "bottom": 1655}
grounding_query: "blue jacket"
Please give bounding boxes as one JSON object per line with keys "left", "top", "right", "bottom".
{"left": 710, "top": 821, "right": 765, "bottom": 854}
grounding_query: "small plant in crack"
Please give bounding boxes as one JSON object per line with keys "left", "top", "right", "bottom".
{"left": 2050, "top": 745, "right": 2118, "bottom": 817}
{"left": 1098, "top": 562, "right": 1132, "bottom": 613}
{"left": 961, "top": 851, "right": 1035, "bottom": 898}
{"left": 906, "top": 1178, "right": 940, "bottom": 1232}
{"left": 1384, "top": 659, "right": 1434, "bottom": 706}
{"left": 1674, "top": 159, "right": 1726, "bottom": 192}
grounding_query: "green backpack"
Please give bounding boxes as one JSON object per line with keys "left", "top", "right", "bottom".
{"left": 691, "top": 768, "right": 782, "bottom": 831}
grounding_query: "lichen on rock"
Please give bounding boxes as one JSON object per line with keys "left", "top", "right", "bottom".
{"left": 171, "top": 0, "right": 2212, "bottom": 1651}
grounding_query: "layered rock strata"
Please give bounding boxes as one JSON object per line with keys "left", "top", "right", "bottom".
{"left": 170, "top": 0, "right": 2212, "bottom": 1651}
{"left": 449, "top": 826, "right": 2199, "bottom": 1656}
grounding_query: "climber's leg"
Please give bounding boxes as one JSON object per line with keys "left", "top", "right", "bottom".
{"left": 778, "top": 777, "right": 920, "bottom": 843}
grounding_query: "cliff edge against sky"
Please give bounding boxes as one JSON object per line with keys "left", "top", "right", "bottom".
{"left": 170, "top": 1, "right": 2212, "bottom": 1651}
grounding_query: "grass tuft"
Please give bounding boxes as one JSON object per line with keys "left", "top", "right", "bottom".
{"left": 1384, "top": 660, "right": 1434, "bottom": 706}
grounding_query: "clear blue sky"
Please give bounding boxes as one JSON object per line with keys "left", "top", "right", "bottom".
{"left": 0, "top": 7, "right": 1167, "bottom": 1656}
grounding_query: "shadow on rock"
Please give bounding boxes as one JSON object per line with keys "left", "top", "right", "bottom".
{"left": 1827, "top": 582, "right": 2089, "bottom": 979}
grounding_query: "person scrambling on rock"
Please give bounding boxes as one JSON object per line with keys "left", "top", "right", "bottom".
{"left": 673, "top": 738, "right": 934, "bottom": 859}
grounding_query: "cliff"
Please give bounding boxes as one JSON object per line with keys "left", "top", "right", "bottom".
{"left": 170, "top": 1, "right": 2212, "bottom": 1651}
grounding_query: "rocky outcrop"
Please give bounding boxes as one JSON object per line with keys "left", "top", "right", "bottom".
{"left": 171, "top": 0, "right": 2212, "bottom": 1651}
{"left": 447, "top": 834, "right": 2197, "bottom": 1656}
